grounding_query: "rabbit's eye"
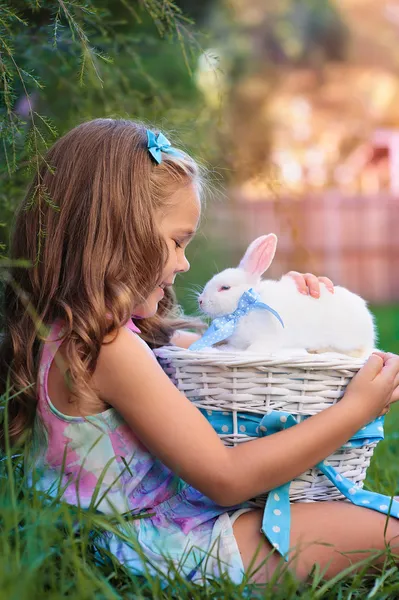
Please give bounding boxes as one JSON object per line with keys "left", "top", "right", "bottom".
{"left": 219, "top": 285, "right": 231, "bottom": 292}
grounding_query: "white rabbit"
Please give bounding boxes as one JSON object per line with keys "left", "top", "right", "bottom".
{"left": 197, "top": 234, "right": 376, "bottom": 357}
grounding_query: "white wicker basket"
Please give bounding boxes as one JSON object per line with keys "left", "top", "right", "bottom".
{"left": 155, "top": 346, "right": 377, "bottom": 504}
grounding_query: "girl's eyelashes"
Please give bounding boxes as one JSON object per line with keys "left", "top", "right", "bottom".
{"left": 173, "top": 234, "right": 195, "bottom": 250}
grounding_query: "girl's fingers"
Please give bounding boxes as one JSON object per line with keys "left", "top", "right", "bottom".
{"left": 386, "top": 383, "right": 399, "bottom": 404}
{"left": 317, "top": 276, "right": 334, "bottom": 294}
{"left": 389, "top": 387, "right": 399, "bottom": 403}
{"left": 377, "top": 374, "right": 399, "bottom": 413}
{"left": 371, "top": 351, "right": 398, "bottom": 361}
{"left": 371, "top": 351, "right": 399, "bottom": 375}
{"left": 303, "top": 273, "right": 321, "bottom": 297}
{"left": 286, "top": 271, "right": 309, "bottom": 295}
{"left": 372, "top": 350, "right": 386, "bottom": 360}
{"left": 381, "top": 354, "right": 399, "bottom": 378}
{"left": 360, "top": 353, "right": 384, "bottom": 380}
{"left": 286, "top": 271, "right": 335, "bottom": 297}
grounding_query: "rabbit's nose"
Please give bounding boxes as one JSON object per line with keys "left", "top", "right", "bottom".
{"left": 199, "top": 296, "right": 203, "bottom": 306}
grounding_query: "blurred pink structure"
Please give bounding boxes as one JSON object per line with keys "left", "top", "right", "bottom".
{"left": 209, "top": 193, "right": 399, "bottom": 303}
{"left": 335, "top": 129, "right": 399, "bottom": 195}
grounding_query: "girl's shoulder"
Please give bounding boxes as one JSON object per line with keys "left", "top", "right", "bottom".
{"left": 99, "top": 323, "right": 157, "bottom": 370}
{"left": 95, "top": 322, "right": 161, "bottom": 399}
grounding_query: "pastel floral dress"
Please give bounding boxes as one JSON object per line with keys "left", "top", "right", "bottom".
{"left": 29, "top": 320, "right": 250, "bottom": 584}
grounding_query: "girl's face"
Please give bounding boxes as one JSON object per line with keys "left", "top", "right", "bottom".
{"left": 133, "top": 182, "right": 201, "bottom": 319}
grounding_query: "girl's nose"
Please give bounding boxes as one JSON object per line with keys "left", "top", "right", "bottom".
{"left": 178, "top": 255, "right": 190, "bottom": 273}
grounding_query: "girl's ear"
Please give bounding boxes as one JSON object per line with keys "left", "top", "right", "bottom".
{"left": 238, "top": 234, "right": 278, "bottom": 277}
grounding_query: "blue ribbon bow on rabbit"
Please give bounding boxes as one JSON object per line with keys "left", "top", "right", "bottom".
{"left": 189, "top": 288, "right": 284, "bottom": 351}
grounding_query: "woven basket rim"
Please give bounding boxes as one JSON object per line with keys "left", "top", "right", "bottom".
{"left": 155, "top": 345, "right": 375, "bottom": 502}
{"left": 155, "top": 345, "right": 366, "bottom": 370}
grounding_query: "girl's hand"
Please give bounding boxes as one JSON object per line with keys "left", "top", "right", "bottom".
{"left": 371, "top": 351, "right": 399, "bottom": 416}
{"left": 343, "top": 352, "right": 399, "bottom": 421}
{"left": 286, "top": 271, "right": 334, "bottom": 298}
{"left": 171, "top": 330, "right": 201, "bottom": 349}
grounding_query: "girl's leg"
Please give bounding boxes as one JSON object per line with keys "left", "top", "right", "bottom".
{"left": 233, "top": 503, "right": 399, "bottom": 584}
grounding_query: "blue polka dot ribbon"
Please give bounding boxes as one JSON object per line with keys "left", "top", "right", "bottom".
{"left": 201, "top": 409, "right": 398, "bottom": 559}
{"left": 189, "top": 288, "right": 284, "bottom": 351}
{"left": 146, "top": 130, "right": 184, "bottom": 164}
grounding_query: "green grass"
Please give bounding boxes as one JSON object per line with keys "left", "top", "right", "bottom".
{"left": 1, "top": 304, "right": 399, "bottom": 599}
{"left": 371, "top": 304, "right": 399, "bottom": 355}
{"left": 1, "top": 415, "right": 399, "bottom": 600}
{"left": 1, "top": 395, "right": 399, "bottom": 599}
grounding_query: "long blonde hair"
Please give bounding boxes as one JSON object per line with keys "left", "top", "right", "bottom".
{"left": 0, "top": 118, "right": 203, "bottom": 445}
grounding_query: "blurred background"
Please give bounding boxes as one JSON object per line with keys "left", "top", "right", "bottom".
{"left": 1, "top": 0, "right": 399, "bottom": 354}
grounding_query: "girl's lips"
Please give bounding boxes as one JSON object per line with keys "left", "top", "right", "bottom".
{"left": 157, "top": 281, "right": 174, "bottom": 292}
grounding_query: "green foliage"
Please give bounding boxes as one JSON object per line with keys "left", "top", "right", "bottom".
{"left": 0, "top": 0, "right": 214, "bottom": 249}
{"left": 259, "top": 0, "right": 349, "bottom": 66}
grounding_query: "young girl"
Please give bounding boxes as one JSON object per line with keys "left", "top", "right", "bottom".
{"left": 1, "top": 118, "right": 399, "bottom": 586}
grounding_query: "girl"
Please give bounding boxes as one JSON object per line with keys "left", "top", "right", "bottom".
{"left": 1, "top": 118, "right": 399, "bottom": 586}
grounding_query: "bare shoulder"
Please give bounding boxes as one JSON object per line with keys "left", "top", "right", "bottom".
{"left": 94, "top": 328, "right": 161, "bottom": 403}
{"left": 100, "top": 327, "right": 155, "bottom": 362}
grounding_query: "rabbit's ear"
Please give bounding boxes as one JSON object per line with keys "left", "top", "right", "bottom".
{"left": 238, "top": 234, "right": 278, "bottom": 277}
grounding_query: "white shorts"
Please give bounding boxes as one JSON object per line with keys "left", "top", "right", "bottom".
{"left": 190, "top": 508, "right": 253, "bottom": 585}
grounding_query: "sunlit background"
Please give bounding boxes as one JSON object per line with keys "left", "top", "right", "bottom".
{"left": 176, "top": 0, "right": 399, "bottom": 357}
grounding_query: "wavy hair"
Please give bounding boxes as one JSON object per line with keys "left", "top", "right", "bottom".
{"left": 0, "top": 118, "right": 203, "bottom": 446}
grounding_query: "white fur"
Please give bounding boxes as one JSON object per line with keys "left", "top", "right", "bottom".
{"left": 198, "top": 235, "right": 376, "bottom": 357}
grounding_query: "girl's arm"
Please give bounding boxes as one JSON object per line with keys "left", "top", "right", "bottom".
{"left": 95, "top": 329, "right": 399, "bottom": 507}
{"left": 170, "top": 330, "right": 201, "bottom": 348}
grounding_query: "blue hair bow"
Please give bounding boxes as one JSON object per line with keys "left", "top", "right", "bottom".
{"left": 146, "top": 130, "right": 183, "bottom": 164}
{"left": 189, "top": 288, "right": 284, "bottom": 351}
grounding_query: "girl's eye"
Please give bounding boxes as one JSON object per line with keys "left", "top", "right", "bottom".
{"left": 174, "top": 240, "right": 182, "bottom": 249}
{"left": 218, "top": 285, "right": 231, "bottom": 292}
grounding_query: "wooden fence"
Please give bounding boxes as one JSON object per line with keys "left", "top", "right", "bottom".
{"left": 206, "top": 192, "right": 399, "bottom": 304}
